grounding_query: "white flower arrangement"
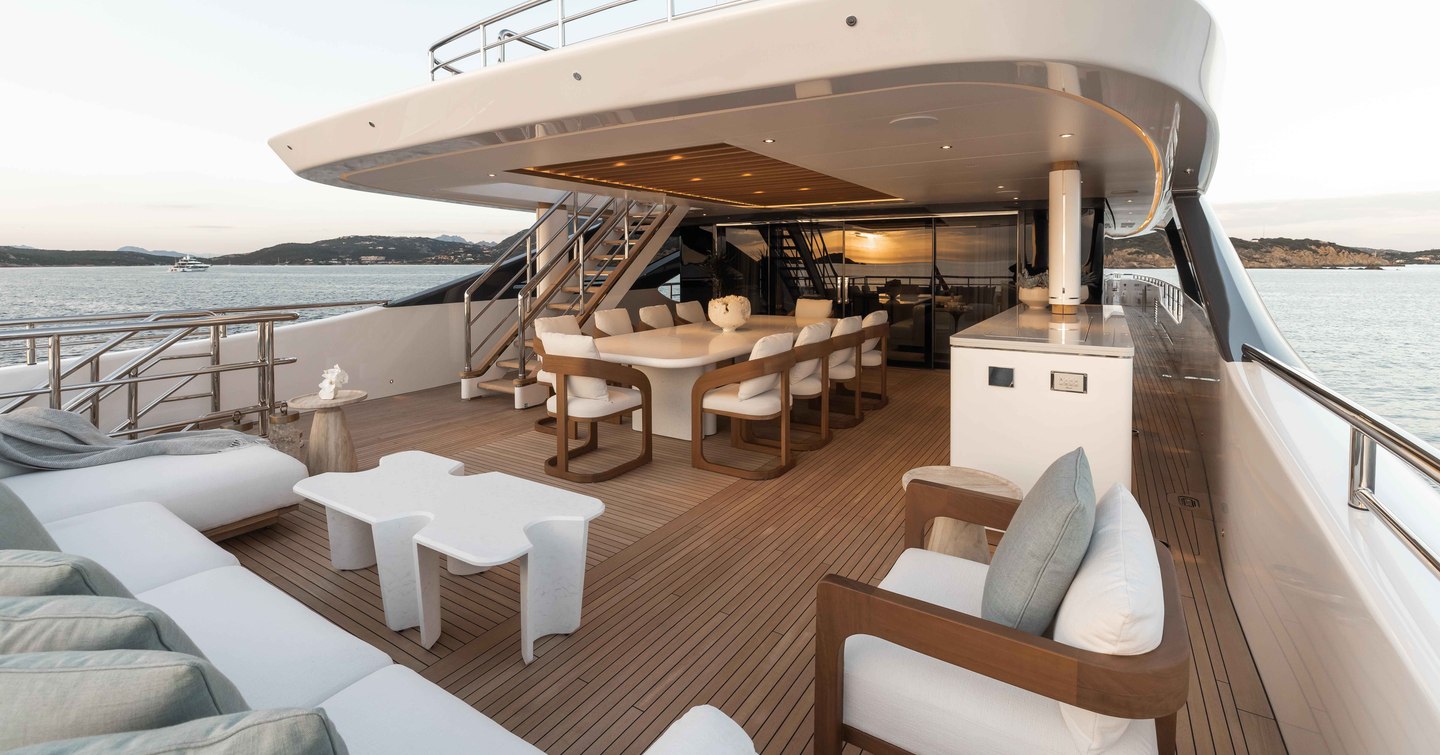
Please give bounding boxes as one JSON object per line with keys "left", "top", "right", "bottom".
{"left": 707, "top": 295, "right": 752, "bottom": 332}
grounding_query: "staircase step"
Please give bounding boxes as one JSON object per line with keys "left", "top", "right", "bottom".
{"left": 547, "top": 301, "right": 580, "bottom": 312}
{"left": 496, "top": 357, "right": 540, "bottom": 370}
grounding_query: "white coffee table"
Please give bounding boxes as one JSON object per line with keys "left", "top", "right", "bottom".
{"left": 293, "top": 451, "right": 604, "bottom": 663}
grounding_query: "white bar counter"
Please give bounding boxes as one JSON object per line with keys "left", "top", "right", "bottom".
{"left": 949, "top": 305, "right": 1134, "bottom": 496}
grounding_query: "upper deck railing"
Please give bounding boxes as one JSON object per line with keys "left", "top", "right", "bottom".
{"left": 428, "top": 0, "right": 759, "bottom": 78}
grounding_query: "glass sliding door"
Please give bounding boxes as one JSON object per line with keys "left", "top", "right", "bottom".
{"left": 933, "top": 214, "right": 1019, "bottom": 366}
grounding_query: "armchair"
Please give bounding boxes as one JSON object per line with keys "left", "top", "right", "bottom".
{"left": 690, "top": 333, "right": 796, "bottom": 480}
{"left": 540, "top": 335, "right": 653, "bottom": 483}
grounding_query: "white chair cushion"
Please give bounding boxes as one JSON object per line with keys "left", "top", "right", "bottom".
{"left": 675, "top": 300, "right": 707, "bottom": 324}
{"left": 792, "top": 374, "right": 824, "bottom": 398}
{"left": 5, "top": 445, "right": 306, "bottom": 533}
{"left": 795, "top": 299, "right": 833, "bottom": 319}
{"left": 1054, "top": 485, "right": 1165, "bottom": 753}
{"left": 639, "top": 304, "right": 674, "bottom": 330}
{"left": 702, "top": 384, "right": 784, "bottom": 417}
{"left": 861, "top": 309, "right": 888, "bottom": 352}
{"left": 534, "top": 315, "right": 581, "bottom": 336}
{"left": 861, "top": 350, "right": 884, "bottom": 367}
{"left": 138, "top": 566, "right": 390, "bottom": 709}
{"left": 844, "top": 549, "right": 1157, "bottom": 755}
{"left": 546, "top": 387, "right": 642, "bottom": 419}
{"left": 322, "top": 666, "right": 543, "bottom": 755}
{"left": 790, "top": 321, "right": 832, "bottom": 383}
{"left": 539, "top": 333, "right": 609, "bottom": 401}
{"left": 643, "top": 705, "right": 758, "bottom": 755}
{"left": 829, "top": 362, "right": 857, "bottom": 381}
{"left": 737, "top": 332, "right": 794, "bottom": 400}
{"left": 593, "top": 308, "right": 634, "bottom": 336}
{"left": 46, "top": 502, "right": 239, "bottom": 594}
{"left": 828, "top": 316, "right": 862, "bottom": 369}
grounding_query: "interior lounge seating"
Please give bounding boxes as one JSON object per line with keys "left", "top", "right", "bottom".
{"left": 637, "top": 304, "right": 675, "bottom": 331}
{"left": 795, "top": 298, "right": 834, "bottom": 319}
{"left": 0, "top": 471, "right": 755, "bottom": 753}
{"left": 531, "top": 314, "right": 583, "bottom": 436}
{"left": 0, "top": 444, "right": 306, "bottom": 540}
{"left": 539, "top": 333, "right": 653, "bottom": 483}
{"left": 813, "top": 450, "right": 1190, "bottom": 755}
{"left": 823, "top": 316, "right": 866, "bottom": 428}
{"left": 592, "top": 308, "right": 634, "bottom": 338}
{"left": 690, "top": 332, "right": 796, "bottom": 480}
{"left": 675, "top": 300, "right": 707, "bottom": 324}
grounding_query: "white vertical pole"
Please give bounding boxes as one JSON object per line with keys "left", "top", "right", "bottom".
{"left": 1048, "top": 161, "right": 1081, "bottom": 314}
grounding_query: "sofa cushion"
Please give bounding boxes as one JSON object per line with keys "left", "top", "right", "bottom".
{"left": 0, "top": 595, "right": 204, "bottom": 656}
{"left": 5, "top": 444, "right": 306, "bottom": 532}
{"left": 738, "top": 332, "right": 794, "bottom": 400}
{"left": 643, "top": 705, "right": 758, "bottom": 755}
{"left": 1054, "top": 484, "right": 1165, "bottom": 753}
{"left": 138, "top": 566, "right": 391, "bottom": 709}
{"left": 0, "top": 550, "right": 133, "bottom": 598}
{"left": 982, "top": 447, "right": 1095, "bottom": 634}
{"left": 540, "top": 332, "right": 609, "bottom": 401}
{"left": 546, "top": 386, "right": 642, "bottom": 419}
{"left": 702, "top": 384, "right": 784, "bottom": 417}
{"left": 0, "top": 650, "right": 249, "bottom": 750}
{"left": 47, "top": 501, "right": 239, "bottom": 593}
{"left": 321, "top": 665, "right": 542, "bottom": 755}
{"left": 0, "top": 479, "right": 58, "bottom": 550}
{"left": 843, "top": 548, "right": 1157, "bottom": 755}
{"left": 535, "top": 315, "right": 583, "bottom": 386}
{"left": 6, "top": 709, "right": 348, "bottom": 755}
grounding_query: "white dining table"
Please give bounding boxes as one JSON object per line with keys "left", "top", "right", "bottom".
{"left": 594, "top": 314, "right": 829, "bottom": 441}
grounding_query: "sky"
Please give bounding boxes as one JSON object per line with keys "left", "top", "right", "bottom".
{"left": 1, "top": 0, "right": 1438, "bottom": 254}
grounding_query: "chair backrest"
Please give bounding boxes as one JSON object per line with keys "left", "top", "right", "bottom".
{"left": 791, "top": 321, "right": 833, "bottom": 383}
{"left": 593, "top": 309, "right": 634, "bottom": 337}
{"left": 795, "top": 299, "right": 834, "bottom": 319}
{"left": 675, "top": 300, "right": 706, "bottom": 324}
{"left": 535, "top": 315, "right": 581, "bottom": 337}
{"left": 737, "top": 332, "right": 795, "bottom": 400}
{"left": 828, "top": 316, "right": 863, "bottom": 369}
{"left": 539, "top": 333, "right": 609, "bottom": 401}
{"left": 638, "top": 304, "right": 674, "bottom": 330}
{"left": 860, "top": 309, "right": 888, "bottom": 352}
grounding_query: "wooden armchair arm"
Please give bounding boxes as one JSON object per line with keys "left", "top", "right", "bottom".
{"left": 691, "top": 350, "right": 797, "bottom": 398}
{"left": 904, "top": 479, "right": 1021, "bottom": 548}
{"left": 815, "top": 539, "right": 1189, "bottom": 725}
{"left": 542, "top": 354, "right": 652, "bottom": 395}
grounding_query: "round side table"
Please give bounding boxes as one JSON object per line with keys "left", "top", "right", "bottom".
{"left": 290, "top": 389, "right": 368, "bottom": 475}
{"left": 901, "top": 466, "right": 1023, "bottom": 564}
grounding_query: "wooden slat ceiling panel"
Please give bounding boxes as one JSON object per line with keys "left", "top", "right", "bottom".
{"left": 515, "top": 143, "right": 897, "bottom": 208}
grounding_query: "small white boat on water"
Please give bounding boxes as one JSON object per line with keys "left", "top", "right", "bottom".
{"left": 167, "top": 255, "right": 210, "bottom": 272}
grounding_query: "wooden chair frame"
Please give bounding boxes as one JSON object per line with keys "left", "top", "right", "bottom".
{"left": 690, "top": 349, "right": 797, "bottom": 480}
{"left": 542, "top": 354, "right": 653, "bottom": 483}
{"left": 819, "top": 329, "right": 866, "bottom": 429}
{"left": 736, "top": 338, "right": 832, "bottom": 452}
{"left": 815, "top": 479, "right": 1191, "bottom": 755}
{"left": 840, "top": 322, "right": 889, "bottom": 410}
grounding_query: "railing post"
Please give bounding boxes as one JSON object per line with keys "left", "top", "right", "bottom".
{"left": 47, "top": 335, "right": 62, "bottom": 409}
{"left": 89, "top": 358, "right": 100, "bottom": 426}
{"left": 25, "top": 324, "right": 36, "bottom": 366}
{"left": 1349, "top": 428, "right": 1377, "bottom": 511}
{"left": 558, "top": 0, "right": 566, "bottom": 47}
{"left": 258, "top": 322, "right": 275, "bottom": 437}
{"left": 126, "top": 367, "right": 139, "bottom": 439}
{"left": 210, "top": 325, "right": 222, "bottom": 415}
{"left": 516, "top": 293, "right": 530, "bottom": 382}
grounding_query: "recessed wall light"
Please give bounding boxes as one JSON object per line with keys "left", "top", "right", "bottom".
{"left": 1059, "top": 133, "right": 1075, "bottom": 138}
{"left": 763, "top": 138, "right": 776, "bottom": 143}
{"left": 941, "top": 145, "right": 952, "bottom": 150}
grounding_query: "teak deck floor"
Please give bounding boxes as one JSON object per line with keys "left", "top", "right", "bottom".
{"left": 225, "top": 307, "right": 1288, "bottom": 755}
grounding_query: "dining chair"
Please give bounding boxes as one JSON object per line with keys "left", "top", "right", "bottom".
{"left": 690, "top": 332, "right": 797, "bottom": 480}
{"left": 539, "top": 332, "right": 653, "bottom": 483}
{"left": 593, "top": 308, "right": 634, "bottom": 338}
{"left": 856, "top": 309, "right": 890, "bottom": 409}
{"left": 824, "top": 316, "right": 865, "bottom": 428}
{"left": 737, "top": 320, "right": 833, "bottom": 452}
{"left": 531, "top": 315, "right": 583, "bottom": 436}
{"left": 794, "top": 298, "right": 834, "bottom": 319}
{"left": 674, "top": 300, "right": 707, "bottom": 324}
{"left": 637, "top": 304, "right": 675, "bottom": 331}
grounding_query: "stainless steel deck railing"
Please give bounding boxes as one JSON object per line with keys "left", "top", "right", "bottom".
{"left": 428, "top": 0, "right": 758, "bottom": 77}
{"left": 1115, "top": 273, "right": 1185, "bottom": 323}
{"left": 1242, "top": 345, "right": 1440, "bottom": 576}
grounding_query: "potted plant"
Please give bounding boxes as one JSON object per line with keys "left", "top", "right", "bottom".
{"left": 1016, "top": 270, "right": 1049, "bottom": 309}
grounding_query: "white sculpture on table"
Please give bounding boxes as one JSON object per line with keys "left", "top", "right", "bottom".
{"left": 708, "top": 295, "right": 752, "bottom": 333}
{"left": 318, "top": 364, "right": 349, "bottom": 400}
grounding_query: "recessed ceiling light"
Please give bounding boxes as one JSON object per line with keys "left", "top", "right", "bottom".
{"left": 669, "top": 155, "right": 684, "bottom": 161}
{"left": 487, "top": 173, "right": 496, "bottom": 177}
{"left": 690, "top": 177, "right": 703, "bottom": 182}
{"left": 740, "top": 172, "right": 753, "bottom": 177}
{"left": 614, "top": 161, "right": 627, "bottom": 167}
{"left": 763, "top": 138, "right": 776, "bottom": 143}
{"left": 997, "top": 185, "right": 1004, "bottom": 189}
{"left": 753, "top": 190, "right": 765, "bottom": 195}
{"left": 1126, "top": 199, "right": 1133, "bottom": 203}
{"left": 798, "top": 187, "right": 810, "bottom": 191}
{"left": 1059, "top": 133, "right": 1075, "bottom": 139}
{"left": 941, "top": 145, "right": 952, "bottom": 150}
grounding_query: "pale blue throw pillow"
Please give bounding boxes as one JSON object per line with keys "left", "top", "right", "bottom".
{"left": 0, "top": 550, "right": 133, "bottom": 598}
{"left": 0, "top": 596, "right": 205, "bottom": 656}
{"left": 0, "top": 480, "right": 58, "bottom": 551}
{"left": 7, "top": 709, "right": 348, "bottom": 754}
{"left": 0, "top": 650, "right": 249, "bottom": 750}
{"left": 981, "top": 447, "right": 1097, "bottom": 634}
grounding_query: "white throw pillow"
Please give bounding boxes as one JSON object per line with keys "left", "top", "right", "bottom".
{"left": 795, "top": 299, "right": 833, "bottom": 319}
{"left": 828, "top": 316, "right": 862, "bottom": 369}
{"left": 737, "top": 332, "right": 794, "bottom": 400}
{"left": 593, "top": 309, "right": 634, "bottom": 336}
{"left": 639, "top": 304, "right": 674, "bottom": 330}
{"left": 675, "top": 301, "right": 706, "bottom": 324}
{"left": 1053, "top": 484, "right": 1165, "bottom": 753}
{"left": 538, "top": 333, "right": 610, "bottom": 402}
{"left": 534, "top": 315, "right": 581, "bottom": 336}
{"left": 790, "top": 321, "right": 832, "bottom": 383}
{"left": 860, "top": 309, "right": 888, "bottom": 352}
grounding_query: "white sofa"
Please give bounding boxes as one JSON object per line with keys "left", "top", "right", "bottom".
{"left": 25, "top": 496, "right": 756, "bottom": 753}
{"left": 0, "top": 445, "right": 308, "bottom": 534}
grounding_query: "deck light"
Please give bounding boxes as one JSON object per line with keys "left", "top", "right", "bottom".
{"left": 1059, "top": 133, "right": 1074, "bottom": 138}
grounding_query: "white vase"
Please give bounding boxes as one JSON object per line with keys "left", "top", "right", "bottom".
{"left": 708, "top": 296, "right": 751, "bottom": 332}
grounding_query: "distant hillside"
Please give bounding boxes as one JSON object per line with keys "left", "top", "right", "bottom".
{"left": 117, "top": 246, "right": 189, "bottom": 259}
{"left": 1105, "top": 234, "right": 1418, "bottom": 269}
{"left": 0, "top": 246, "right": 177, "bottom": 267}
{"left": 212, "top": 235, "right": 512, "bottom": 266}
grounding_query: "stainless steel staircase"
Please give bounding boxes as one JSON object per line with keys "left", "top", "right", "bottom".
{"left": 460, "top": 193, "right": 678, "bottom": 399}
{"left": 772, "top": 221, "right": 835, "bottom": 303}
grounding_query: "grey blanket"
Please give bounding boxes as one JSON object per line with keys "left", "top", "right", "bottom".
{"left": 0, "top": 407, "right": 268, "bottom": 471}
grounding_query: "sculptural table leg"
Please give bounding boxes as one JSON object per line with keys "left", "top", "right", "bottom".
{"left": 307, "top": 407, "right": 357, "bottom": 475}
{"left": 326, "top": 509, "right": 376, "bottom": 570}
{"left": 518, "top": 518, "right": 591, "bottom": 664}
{"left": 369, "top": 515, "right": 430, "bottom": 634}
